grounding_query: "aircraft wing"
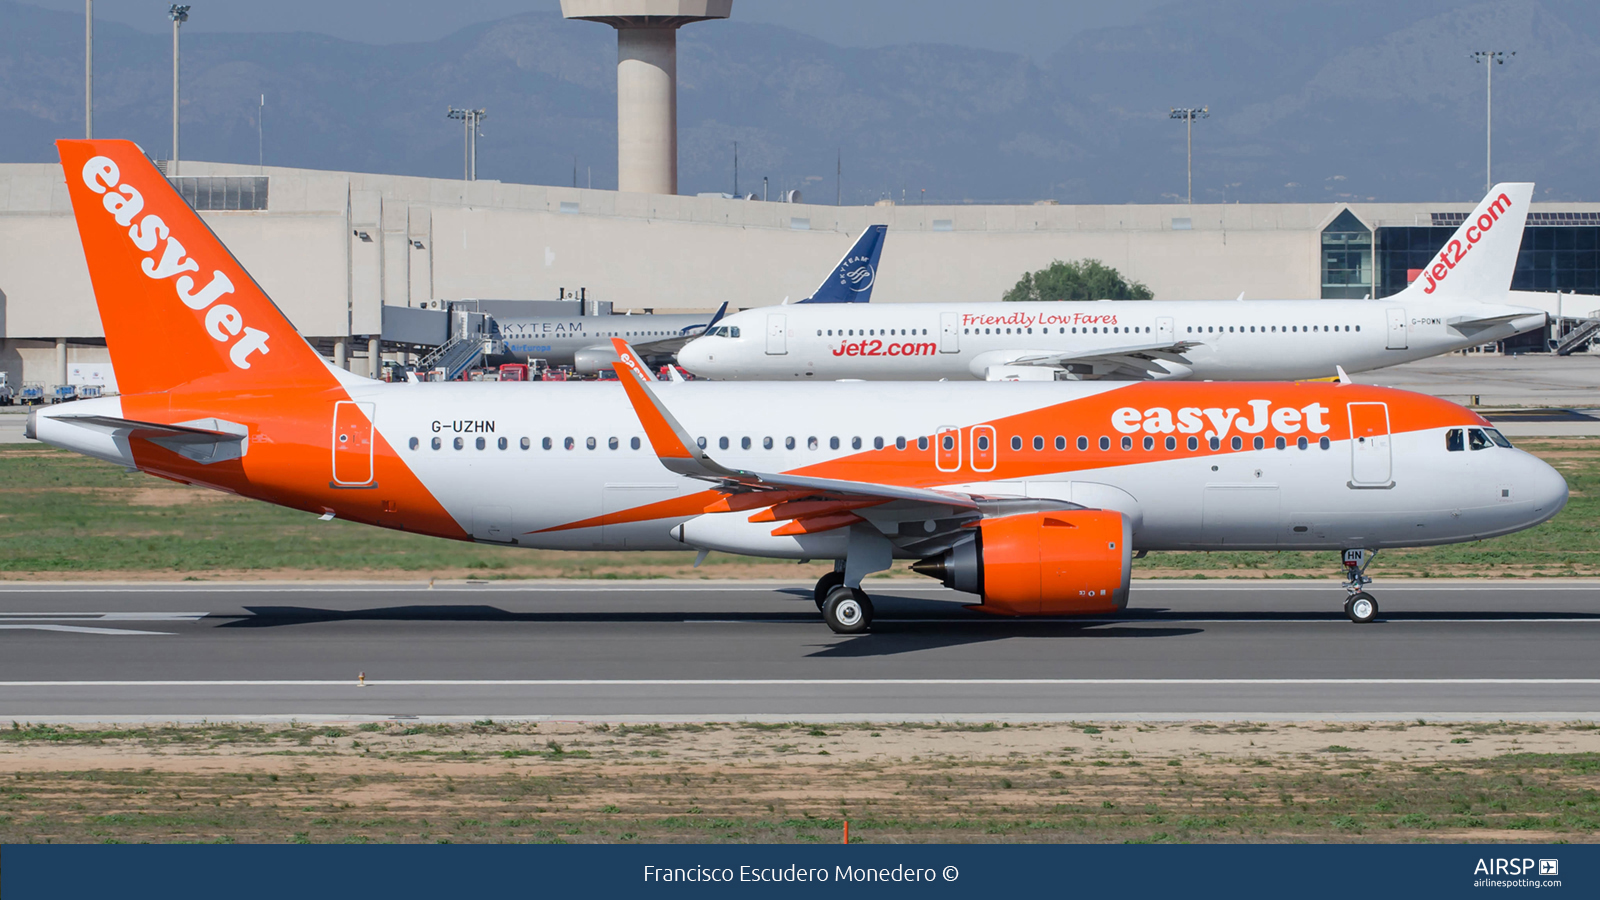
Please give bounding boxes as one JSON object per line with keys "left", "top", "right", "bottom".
{"left": 607, "top": 339, "right": 1068, "bottom": 546}
{"left": 984, "top": 340, "right": 1203, "bottom": 380}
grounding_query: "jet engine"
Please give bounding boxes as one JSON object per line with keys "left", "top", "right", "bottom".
{"left": 911, "top": 510, "right": 1131, "bottom": 615}
{"left": 572, "top": 345, "right": 622, "bottom": 376}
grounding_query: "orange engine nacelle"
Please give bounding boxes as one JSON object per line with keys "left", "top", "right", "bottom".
{"left": 912, "top": 510, "right": 1131, "bottom": 615}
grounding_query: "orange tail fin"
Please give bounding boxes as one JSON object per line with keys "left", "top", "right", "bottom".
{"left": 56, "top": 139, "right": 331, "bottom": 396}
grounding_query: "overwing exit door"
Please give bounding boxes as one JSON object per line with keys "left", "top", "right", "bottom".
{"left": 332, "top": 401, "right": 375, "bottom": 486}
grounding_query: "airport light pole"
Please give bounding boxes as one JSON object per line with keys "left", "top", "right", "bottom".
{"left": 1471, "top": 51, "right": 1513, "bottom": 192}
{"left": 84, "top": 0, "right": 92, "bottom": 138}
{"left": 169, "top": 4, "right": 189, "bottom": 175}
{"left": 446, "top": 107, "right": 487, "bottom": 181}
{"left": 1170, "top": 107, "right": 1208, "bottom": 204}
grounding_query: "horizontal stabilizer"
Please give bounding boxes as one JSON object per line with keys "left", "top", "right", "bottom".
{"left": 52, "top": 414, "right": 248, "bottom": 463}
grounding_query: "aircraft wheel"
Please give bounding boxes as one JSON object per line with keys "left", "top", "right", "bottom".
{"left": 1345, "top": 592, "right": 1378, "bottom": 624}
{"left": 814, "top": 570, "right": 845, "bottom": 609}
{"left": 822, "top": 586, "right": 873, "bottom": 635}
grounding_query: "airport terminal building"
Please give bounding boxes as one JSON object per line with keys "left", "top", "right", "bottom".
{"left": 2, "top": 159, "right": 1598, "bottom": 390}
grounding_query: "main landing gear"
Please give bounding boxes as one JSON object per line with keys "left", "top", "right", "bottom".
{"left": 1341, "top": 549, "right": 1378, "bottom": 624}
{"left": 813, "top": 568, "right": 874, "bottom": 634}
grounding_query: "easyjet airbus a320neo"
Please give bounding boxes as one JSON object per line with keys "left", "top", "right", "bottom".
{"left": 32, "top": 141, "right": 1568, "bottom": 633}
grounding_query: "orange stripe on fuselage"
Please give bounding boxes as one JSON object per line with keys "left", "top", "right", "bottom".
{"left": 535, "top": 383, "right": 1486, "bottom": 534}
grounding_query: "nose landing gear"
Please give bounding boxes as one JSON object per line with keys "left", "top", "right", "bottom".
{"left": 1341, "top": 549, "right": 1378, "bottom": 623}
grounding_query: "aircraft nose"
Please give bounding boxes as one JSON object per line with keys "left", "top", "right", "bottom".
{"left": 1523, "top": 452, "right": 1569, "bottom": 525}
{"left": 677, "top": 338, "right": 714, "bottom": 376}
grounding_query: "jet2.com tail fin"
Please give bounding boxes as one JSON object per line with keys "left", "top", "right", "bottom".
{"left": 1396, "top": 182, "right": 1532, "bottom": 304}
{"left": 799, "top": 224, "right": 886, "bottom": 304}
{"left": 57, "top": 139, "right": 332, "bottom": 396}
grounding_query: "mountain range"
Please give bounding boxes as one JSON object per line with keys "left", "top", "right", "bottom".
{"left": 3, "top": 0, "right": 1598, "bottom": 204}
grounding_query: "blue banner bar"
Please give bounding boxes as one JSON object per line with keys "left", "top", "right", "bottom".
{"left": 1, "top": 843, "right": 1591, "bottom": 898}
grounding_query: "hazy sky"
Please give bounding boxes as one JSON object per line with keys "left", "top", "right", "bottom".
{"left": 20, "top": 0, "right": 1171, "bottom": 59}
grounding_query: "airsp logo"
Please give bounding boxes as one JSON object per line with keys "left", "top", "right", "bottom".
{"left": 836, "top": 255, "right": 875, "bottom": 293}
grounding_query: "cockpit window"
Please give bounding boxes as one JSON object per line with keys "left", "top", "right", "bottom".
{"left": 709, "top": 326, "right": 741, "bottom": 338}
{"left": 1486, "top": 428, "right": 1513, "bottom": 448}
{"left": 1468, "top": 428, "right": 1494, "bottom": 451}
{"left": 1446, "top": 428, "right": 1464, "bottom": 452}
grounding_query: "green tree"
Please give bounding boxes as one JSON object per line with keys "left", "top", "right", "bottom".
{"left": 1002, "top": 259, "right": 1153, "bottom": 302}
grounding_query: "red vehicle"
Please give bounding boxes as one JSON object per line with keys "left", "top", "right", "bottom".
{"left": 498, "top": 363, "right": 530, "bottom": 382}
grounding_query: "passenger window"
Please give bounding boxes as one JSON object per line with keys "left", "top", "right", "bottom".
{"left": 1010, "top": 436, "right": 1022, "bottom": 451}
{"left": 874, "top": 436, "right": 885, "bottom": 450}
{"left": 1274, "top": 436, "right": 1286, "bottom": 450}
{"left": 896, "top": 436, "right": 907, "bottom": 450}
{"left": 1165, "top": 436, "right": 1176, "bottom": 451}
{"left": 1209, "top": 437, "right": 1221, "bottom": 451}
{"left": 763, "top": 436, "right": 773, "bottom": 450}
{"left": 1320, "top": 437, "right": 1330, "bottom": 449}
{"left": 1230, "top": 437, "right": 1243, "bottom": 450}
{"left": 977, "top": 435, "right": 990, "bottom": 451}
{"left": 586, "top": 437, "right": 597, "bottom": 450}
{"left": 521, "top": 437, "right": 531, "bottom": 450}
{"left": 1143, "top": 436, "right": 1154, "bottom": 451}
{"left": 1252, "top": 436, "right": 1264, "bottom": 450}
{"left": 786, "top": 437, "right": 796, "bottom": 450}
{"left": 942, "top": 435, "right": 956, "bottom": 451}
{"left": 918, "top": 436, "right": 930, "bottom": 451}
{"left": 829, "top": 437, "right": 840, "bottom": 450}
{"left": 1055, "top": 436, "right": 1066, "bottom": 451}
{"left": 808, "top": 437, "right": 819, "bottom": 450}
{"left": 564, "top": 437, "right": 575, "bottom": 450}
{"left": 1033, "top": 436, "right": 1044, "bottom": 451}
{"left": 1297, "top": 436, "right": 1308, "bottom": 450}
{"left": 697, "top": 437, "right": 707, "bottom": 449}
{"left": 1099, "top": 436, "right": 1110, "bottom": 451}
{"left": 719, "top": 437, "right": 729, "bottom": 450}
{"left": 851, "top": 436, "right": 862, "bottom": 450}
{"left": 741, "top": 437, "right": 751, "bottom": 450}
{"left": 1078, "top": 436, "right": 1089, "bottom": 451}
{"left": 431, "top": 437, "right": 442, "bottom": 450}
{"left": 1187, "top": 436, "right": 1199, "bottom": 451}
{"left": 609, "top": 437, "right": 620, "bottom": 450}
{"left": 475, "top": 437, "right": 486, "bottom": 450}
{"left": 408, "top": 437, "right": 419, "bottom": 450}
{"left": 1469, "top": 428, "right": 1493, "bottom": 451}
{"left": 454, "top": 437, "right": 465, "bottom": 450}
{"left": 542, "top": 437, "right": 552, "bottom": 450}
{"left": 631, "top": 437, "right": 641, "bottom": 450}
{"left": 1121, "top": 436, "right": 1133, "bottom": 451}
{"left": 1446, "top": 428, "right": 1464, "bottom": 452}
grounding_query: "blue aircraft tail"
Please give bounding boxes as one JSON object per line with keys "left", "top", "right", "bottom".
{"left": 798, "top": 224, "right": 886, "bottom": 303}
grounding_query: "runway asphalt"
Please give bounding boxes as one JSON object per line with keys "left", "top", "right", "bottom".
{"left": 0, "top": 579, "right": 1596, "bottom": 722}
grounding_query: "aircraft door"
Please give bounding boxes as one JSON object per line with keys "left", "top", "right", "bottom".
{"left": 939, "top": 312, "right": 960, "bottom": 353}
{"left": 935, "top": 426, "right": 962, "bottom": 472}
{"left": 1385, "top": 308, "right": 1407, "bottom": 349}
{"left": 765, "top": 314, "right": 787, "bottom": 355}
{"left": 970, "top": 425, "right": 997, "bottom": 472}
{"left": 332, "top": 401, "right": 375, "bottom": 486}
{"left": 1347, "top": 402, "right": 1392, "bottom": 486}
{"left": 1157, "top": 316, "right": 1174, "bottom": 342}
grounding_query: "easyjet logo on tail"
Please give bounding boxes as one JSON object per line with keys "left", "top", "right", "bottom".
{"left": 80, "top": 156, "right": 271, "bottom": 369}
{"left": 1422, "top": 192, "right": 1513, "bottom": 295}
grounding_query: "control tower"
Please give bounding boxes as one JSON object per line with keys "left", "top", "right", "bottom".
{"left": 561, "top": 0, "right": 733, "bottom": 196}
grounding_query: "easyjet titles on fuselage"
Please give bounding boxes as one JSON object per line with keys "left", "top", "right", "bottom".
{"left": 79, "top": 156, "right": 273, "bottom": 370}
{"left": 1113, "top": 401, "right": 1330, "bottom": 441}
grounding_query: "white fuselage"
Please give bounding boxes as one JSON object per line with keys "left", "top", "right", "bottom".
{"left": 34, "top": 380, "right": 1566, "bottom": 557}
{"left": 677, "top": 298, "right": 1548, "bottom": 381}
